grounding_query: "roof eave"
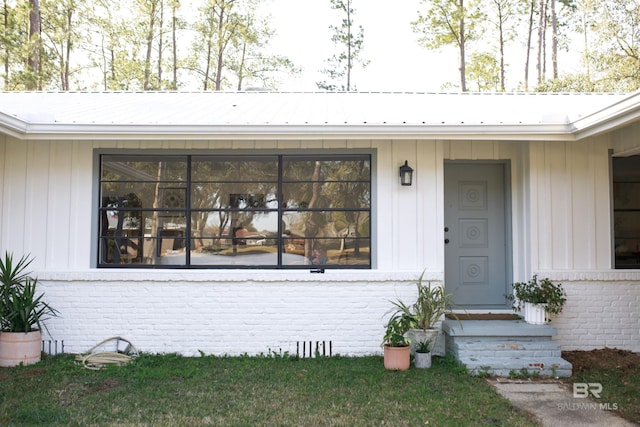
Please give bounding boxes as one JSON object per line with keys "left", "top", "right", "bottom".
{"left": 573, "top": 91, "right": 640, "bottom": 139}
{"left": 0, "top": 123, "right": 577, "bottom": 141}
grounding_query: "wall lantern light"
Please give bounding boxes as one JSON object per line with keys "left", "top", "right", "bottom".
{"left": 399, "top": 160, "right": 414, "bottom": 186}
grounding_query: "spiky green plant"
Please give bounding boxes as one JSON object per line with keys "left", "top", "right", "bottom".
{"left": 0, "top": 252, "right": 57, "bottom": 332}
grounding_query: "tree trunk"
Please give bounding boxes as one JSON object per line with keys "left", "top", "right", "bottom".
{"left": 459, "top": 0, "right": 467, "bottom": 92}
{"left": 498, "top": 6, "right": 505, "bottom": 91}
{"left": 3, "top": 0, "right": 9, "bottom": 90}
{"left": 536, "top": 0, "right": 545, "bottom": 85}
{"left": 144, "top": 0, "right": 157, "bottom": 90}
{"left": 346, "top": 0, "right": 352, "bottom": 91}
{"left": 550, "top": 0, "right": 558, "bottom": 79}
{"left": 524, "top": 0, "right": 535, "bottom": 91}
{"left": 214, "top": 5, "right": 225, "bottom": 91}
{"left": 63, "top": 6, "right": 73, "bottom": 91}
{"left": 157, "top": 0, "right": 164, "bottom": 88}
{"left": 172, "top": 0, "right": 178, "bottom": 89}
{"left": 27, "top": 0, "right": 41, "bottom": 90}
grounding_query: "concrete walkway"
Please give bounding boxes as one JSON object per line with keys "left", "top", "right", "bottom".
{"left": 489, "top": 380, "right": 636, "bottom": 427}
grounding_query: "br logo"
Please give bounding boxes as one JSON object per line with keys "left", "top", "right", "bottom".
{"left": 573, "top": 383, "right": 602, "bottom": 398}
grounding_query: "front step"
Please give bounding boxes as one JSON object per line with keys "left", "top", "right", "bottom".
{"left": 443, "top": 319, "right": 572, "bottom": 378}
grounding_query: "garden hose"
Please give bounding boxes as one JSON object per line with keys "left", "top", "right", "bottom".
{"left": 75, "top": 336, "right": 138, "bottom": 370}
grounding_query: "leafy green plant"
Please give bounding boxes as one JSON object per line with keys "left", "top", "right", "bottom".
{"left": 0, "top": 252, "right": 58, "bottom": 333}
{"left": 416, "top": 339, "right": 431, "bottom": 354}
{"left": 388, "top": 271, "right": 460, "bottom": 332}
{"left": 382, "top": 311, "right": 412, "bottom": 347}
{"left": 506, "top": 275, "right": 567, "bottom": 315}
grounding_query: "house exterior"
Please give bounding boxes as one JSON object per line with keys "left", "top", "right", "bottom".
{"left": 0, "top": 91, "right": 638, "bottom": 356}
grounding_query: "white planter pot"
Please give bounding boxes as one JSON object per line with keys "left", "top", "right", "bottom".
{"left": 524, "top": 302, "right": 547, "bottom": 325}
{"left": 414, "top": 352, "right": 432, "bottom": 369}
{"left": 407, "top": 328, "right": 439, "bottom": 355}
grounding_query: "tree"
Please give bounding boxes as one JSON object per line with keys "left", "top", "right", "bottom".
{"left": 487, "top": 0, "right": 526, "bottom": 91}
{"left": 187, "top": 0, "right": 244, "bottom": 90}
{"left": 317, "top": 0, "right": 368, "bottom": 91}
{"left": 227, "top": 10, "right": 299, "bottom": 90}
{"left": 587, "top": 0, "right": 640, "bottom": 91}
{"left": 412, "top": 0, "right": 484, "bottom": 92}
{"left": 41, "top": 0, "right": 80, "bottom": 90}
{"left": 466, "top": 51, "right": 501, "bottom": 91}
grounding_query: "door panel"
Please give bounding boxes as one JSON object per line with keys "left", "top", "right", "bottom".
{"left": 445, "top": 163, "right": 509, "bottom": 308}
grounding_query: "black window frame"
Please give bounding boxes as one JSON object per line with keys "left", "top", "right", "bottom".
{"left": 97, "top": 153, "right": 372, "bottom": 269}
{"left": 612, "top": 155, "right": 640, "bottom": 269}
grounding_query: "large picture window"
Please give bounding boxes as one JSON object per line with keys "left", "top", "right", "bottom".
{"left": 98, "top": 154, "right": 371, "bottom": 268}
{"left": 613, "top": 155, "right": 640, "bottom": 269}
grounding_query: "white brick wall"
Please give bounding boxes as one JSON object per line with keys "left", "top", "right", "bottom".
{"left": 37, "top": 270, "right": 439, "bottom": 356}
{"left": 541, "top": 271, "right": 640, "bottom": 353}
{"left": 35, "top": 269, "right": 640, "bottom": 356}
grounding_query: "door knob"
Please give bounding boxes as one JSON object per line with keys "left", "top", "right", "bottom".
{"left": 445, "top": 239, "right": 450, "bottom": 244}
{"left": 444, "top": 227, "right": 449, "bottom": 232}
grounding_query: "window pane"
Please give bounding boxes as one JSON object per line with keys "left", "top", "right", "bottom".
{"left": 190, "top": 211, "right": 278, "bottom": 266}
{"left": 191, "top": 184, "right": 278, "bottom": 209}
{"left": 99, "top": 211, "right": 187, "bottom": 266}
{"left": 283, "top": 182, "right": 370, "bottom": 209}
{"left": 283, "top": 157, "right": 371, "bottom": 182}
{"left": 613, "top": 156, "right": 640, "bottom": 269}
{"left": 282, "top": 211, "right": 370, "bottom": 266}
{"left": 191, "top": 156, "right": 278, "bottom": 182}
{"left": 101, "top": 183, "right": 187, "bottom": 209}
{"left": 101, "top": 156, "right": 187, "bottom": 181}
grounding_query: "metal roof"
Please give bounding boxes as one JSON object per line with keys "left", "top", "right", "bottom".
{"left": 0, "top": 91, "right": 638, "bottom": 141}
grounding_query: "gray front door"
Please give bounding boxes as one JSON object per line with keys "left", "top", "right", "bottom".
{"left": 444, "top": 162, "right": 510, "bottom": 308}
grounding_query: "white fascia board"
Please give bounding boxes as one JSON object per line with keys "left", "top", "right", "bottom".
{"left": 572, "top": 91, "right": 640, "bottom": 140}
{"left": 0, "top": 112, "right": 29, "bottom": 138}
{"left": 5, "top": 123, "right": 577, "bottom": 142}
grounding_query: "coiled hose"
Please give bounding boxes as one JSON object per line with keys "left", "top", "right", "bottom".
{"left": 75, "top": 336, "right": 138, "bottom": 370}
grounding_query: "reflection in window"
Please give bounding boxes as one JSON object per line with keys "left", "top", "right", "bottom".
{"left": 98, "top": 154, "right": 371, "bottom": 269}
{"left": 613, "top": 156, "right": 640, "bottom": 269}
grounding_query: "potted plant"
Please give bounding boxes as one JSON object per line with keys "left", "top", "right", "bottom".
{"left": 0, "top": 252, "right": 58, "bottom": 367}
{"left": 506, "top": 275, "right": 566, "bottom": 324}
{"left": 413, "top": 338, "right": 432, "bottom": 369}
{"left": 381, "top": 309, "right": 412, "bottom": 371}
{"left": 390, "top": 272, "right": 460, "bottom": 355}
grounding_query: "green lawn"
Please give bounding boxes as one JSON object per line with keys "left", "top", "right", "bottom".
{"left": 0, "top": 353, "right": 539, "bottom": 426}
{"left": 562, "top": 349, "right": 640, "bottom": 425}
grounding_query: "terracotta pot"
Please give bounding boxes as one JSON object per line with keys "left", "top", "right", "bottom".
{"left": 0, "top": 330, "right": 42, "bottom": 367}
{"left": 383, "top": 344, "right": 410, "bottom": 371}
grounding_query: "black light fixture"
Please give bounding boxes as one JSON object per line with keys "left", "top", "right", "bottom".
{"left": 399, "top": 160, "right": 414, "bottom": 186}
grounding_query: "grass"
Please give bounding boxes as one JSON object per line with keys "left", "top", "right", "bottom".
{"left": 563, "top": 351, "right": 640, "bottom": 425}
{"left": 0, "top": 353, "right": 539, "bottom": 427}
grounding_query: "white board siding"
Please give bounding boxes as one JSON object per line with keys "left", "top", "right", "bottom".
{"left": 2, "top": 137, "right": 441, "bottom": 271}
{"left": 528, "top": 139, "right": 613, "bottom": 272}
{"left": 3, "top": 136, "right": 616, "bottom": 273}
{"left": 612, "top": 122, "right": 640, "bottom": 156}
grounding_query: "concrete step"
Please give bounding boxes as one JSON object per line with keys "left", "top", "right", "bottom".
{"left": 451, "top": 339, "right": 562, "bottom": 359}
{"left": 443, "top": 319, "right": 557, "bottom": 338}
{"left": 443, "top": 318, "right": 572, "bottom": 377}
{"left": 459, "top": 355, "right": 573, "bottom": 378}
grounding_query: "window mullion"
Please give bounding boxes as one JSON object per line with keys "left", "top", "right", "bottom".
{"left": 277, "top": 155, "right": 283, "bottom": 268}
{"left": 185, "top": 155, "right": 192, "bottom": 266}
